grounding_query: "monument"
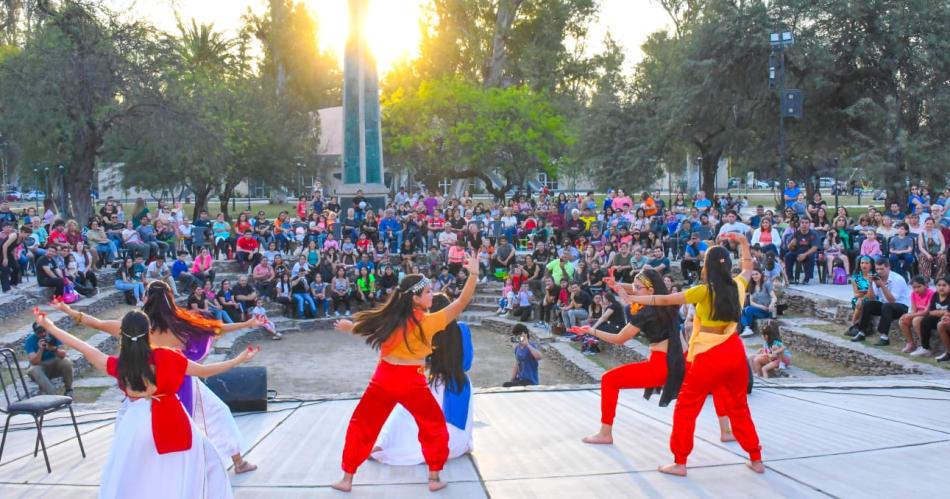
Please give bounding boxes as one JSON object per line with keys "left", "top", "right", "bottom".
{"left": 338, "top": 0, "right": 387, "bottom": 212}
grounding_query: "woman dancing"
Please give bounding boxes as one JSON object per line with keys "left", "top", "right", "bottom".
{"left": 52, "top": 281, "right": 262, "bottom": 473}
{"left": 331, "top": 256, "right": 479, "bottom": 493}
{"left": 371, "top": 293, "right": 475, "bottom": 464}
{"left": 620, "top": 232, "right": 763, "bottom": 476}
{"left": 575, "top": 269, "right": 685, "bottom": 445}
{"left": 32, "top": 308, "right": 259, "bottom": 498}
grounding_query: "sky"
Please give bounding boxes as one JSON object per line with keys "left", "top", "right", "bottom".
{"left": 109, "top": 0, "right": 672, "bottom": 77}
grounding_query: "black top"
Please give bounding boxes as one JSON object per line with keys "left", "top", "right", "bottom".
{"left": 627, "top": 307, "right": 670, "bottom": 344}
{"left": 35, "top": 255, "right": 59, "bottom": 285}
{"left": 378, "top": 273, "right": 398, "bottom": 290}
{"left": 187, "top": 294, "right": 206, "bottom": 310}
{"left": 232, "top": 283, "right": 255, "bottom": 300}
{"left": 573, "top": 290, "right": 592, "bottom": 309}
{"left": 929, "top": 293, "right": 950, "bottom": 312}
{"left": 604, "top": 302, "right": 626, "bottom": 330}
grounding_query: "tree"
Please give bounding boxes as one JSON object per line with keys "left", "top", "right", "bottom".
{"left": 383, "top": 77, "right": 571, "bottom": 200}
{"left": 0, "top": 0, "right": 171, "bottom": 223}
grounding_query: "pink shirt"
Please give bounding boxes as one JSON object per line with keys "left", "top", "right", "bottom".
{"left": 191, "top": 254, "right": 212, "bottom": 273}
{"left": 912, "top": 288, "right": 935, "bottom": 313}
{"left": 860, "top": 238, "right": 881, "bottom": 257}
{"left": 447, "top": 246, "right": 466, "bottom": 264}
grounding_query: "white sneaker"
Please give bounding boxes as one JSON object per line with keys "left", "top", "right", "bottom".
{"left": 910, "top": 347, "right": 932, "bottom": 357}
{"left": 135, "top": 301, "right": 145, "bottom": 307}
{"left": 334, "top": 311, "right": 340, "bottom": 317}
{"left": 740, "top": 327, "right": 755, "bottom": 338}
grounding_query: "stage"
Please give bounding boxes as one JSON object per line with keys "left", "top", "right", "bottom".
{"left": 1, "top": 378, "right": 948, "bottom": 498}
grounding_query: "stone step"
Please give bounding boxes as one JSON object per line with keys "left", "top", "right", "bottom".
{"left": 547, "top": 342, "right": 602, "bottom": 383}
{"left": 0, "top": 268, "right": 117, "bottom": 323}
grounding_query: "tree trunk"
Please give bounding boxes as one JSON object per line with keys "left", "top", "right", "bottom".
{"left": 218, "top": 180, "right": 239, "bottom": 221}
{"left": 700, "top": 150, "right": 721, "bottom": 201}
{"left": 483, "top": 0, "right": 523, "bottom": 88}
{"left": 191, "top": 184, "right": 213, "bottom": 220}
{"left": 65, "top": 128, "right": 99, "bottom": 223}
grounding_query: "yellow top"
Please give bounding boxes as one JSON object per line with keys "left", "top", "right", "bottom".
{"left": 683, "top": 275, "right": 747, "bottom": 361}
{"left": 380, "top": 308, "right": 452, "bottom": 360}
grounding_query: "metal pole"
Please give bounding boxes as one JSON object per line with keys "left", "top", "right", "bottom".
{"left": 246, "top": 178, "right": 251, "bottom": 211}
{"left": 33, "top": 168, "right": 38, "bottom": 210}
{"left": 778, "top": 44, "right": 785, "bottom": 210}
{"left": 834, "top": 157, "right": 839, "bottom": 211}
{"left": 44, "top": 167, "right": 49, "bottom": 205}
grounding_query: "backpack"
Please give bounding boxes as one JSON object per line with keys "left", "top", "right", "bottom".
{"left": 60, "top": 279, "right": 81, "bottom": 304}
{"left": 833, "top": 266, "right": 848, "bottom": 285}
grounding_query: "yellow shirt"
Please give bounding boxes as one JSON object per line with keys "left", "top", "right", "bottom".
{"left": 380, "top": 308, "right": 452, "bottom": 360}
{"left": 683, "top": 275, "right": 747, "bottom": 361}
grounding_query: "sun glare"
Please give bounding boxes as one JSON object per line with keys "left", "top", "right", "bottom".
{"left": 309, "top": 0, "right": 423, "bottom": 78}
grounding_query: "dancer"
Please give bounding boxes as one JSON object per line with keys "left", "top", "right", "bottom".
{"left": 371, "top": 293, "right": 474, "bottom": 464}
{"left": 52, "top": 281, "right": 262, "bottom": 473}
{"left": 32, "top": 308, "right": 259, "bottom": 498}
{"left": 620, "top": 232, "right": 763, "bottom": 476}
{"left": 331, "top": 255, "right": 479, "bottom": 493}
{"left": 575, "top": 269, "right": 685, "bottom": 445}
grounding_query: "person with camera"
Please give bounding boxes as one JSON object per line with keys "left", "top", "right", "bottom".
{"left": 503, "top": 324, "right": 543, "bottom": 387}
{"left": 25, "top": 322, "right": 74, "bottom": 396}
{"left": 848, "top": 257, "right": 911, "bottom": 345}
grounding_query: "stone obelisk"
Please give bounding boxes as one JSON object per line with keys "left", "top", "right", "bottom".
{"left": 338, "top": 0, "right": 387, "bottom": 211}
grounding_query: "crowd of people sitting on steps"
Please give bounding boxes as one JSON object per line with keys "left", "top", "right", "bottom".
{"left": 5, "top": 181, "right": 950, "bottom": 377}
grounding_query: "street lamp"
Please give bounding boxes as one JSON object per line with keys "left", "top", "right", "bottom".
{"left": 833, "top": 156, "right": 840, "bottom": 211}
{"left": 43, "top": 166, "right": 49, "bottom": 205}
{"left": 58, "top": 165, "right": 65, "bottom": 215}
{"left": 246, "top": 178, "right": 251, "bottom": 211}
{"left": 769, "top": 31, "right": 799, "bottom": 209}
{"left": 33, "top": 168, "right": 39, "bottom": 210}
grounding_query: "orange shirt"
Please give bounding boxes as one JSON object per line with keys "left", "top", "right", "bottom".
{"left": 642, "top": 197, "right": 658, "bottom": 217}
{"left": 380, "top": 308, "right": 452, "bottom": 360}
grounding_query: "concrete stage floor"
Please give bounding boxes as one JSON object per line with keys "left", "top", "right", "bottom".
{"left": 1, "top": 378, "right": 948, "bottom": 498}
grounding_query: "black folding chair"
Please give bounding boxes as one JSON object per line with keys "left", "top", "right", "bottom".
{"left": 0, "top": 348, "right": 85, "bottom": 473}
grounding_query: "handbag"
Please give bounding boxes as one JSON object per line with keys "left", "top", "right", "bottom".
{"left": 61, "top": 278, "right": 81, "bottom": 304}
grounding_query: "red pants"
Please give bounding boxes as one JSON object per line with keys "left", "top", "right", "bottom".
{"left": 341, "top": 361, "right": 449, "bottom": 473}
{"left": 600, "top": 351, "right": 668, "bottom": 425}
{"left": 671, "top": 334, "right": 761, "bottom": 465}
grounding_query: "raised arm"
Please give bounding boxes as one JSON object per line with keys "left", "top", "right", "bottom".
{"left": 575, "top": 322, "right": 642, "bottom": 345}
{"left": 220, "top": 316, "right": 263, "bottom": 334}
{"left": 440, "top": 254, "right": 480, "bottom": 321}
{"left": 52, "top": 300, "right": 122, "bottom": 337}
{"left": 186, "top": 345, "right": 260, "bottom": 378}
{"left": 33, "top": 309, "right": 108, "bottom": 373}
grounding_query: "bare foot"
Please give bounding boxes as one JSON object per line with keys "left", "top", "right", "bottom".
{"left": 331, "top": 479, "right": 353, "bottom": 492}
{"left": 746, "top": 460, "right": 766, "bottom": 474}
{"left": 720, "top": 431, "right": 736, "bottom": 442}
{"left": 658, "top": 463, "right": 687, "bottom": 476}
{"left": 233, "top": 460, "right": 257, "bottom": 474}
{"left": 582, "top": 433, "right": 614, "bottom": 445}
{"left": 428, "top": 478, "right": 448, "bottom": 492}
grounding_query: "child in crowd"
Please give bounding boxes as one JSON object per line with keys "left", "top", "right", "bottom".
{"left": 749, "top": 325, "right": 791, "bottom": 378}
{"left": 860, "top": 230, "right": 882, "bottom": 257}
{"left": 498, "top": 276, "right": 515, "bottom": 315}
{"left": 251, "top": 298, "right": 282, "bottom": 340}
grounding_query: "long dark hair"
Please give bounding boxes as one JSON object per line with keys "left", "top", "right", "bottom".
{"left": 637, "top": 268, "right": 679, "bottom": 326}
{"left": 352, "top": 274, "right": 427, "bottom": 351}
{"left": 143, "top": 281, "right": 223, "bottom": 345}
{"left": 116, "top": 311, "right": 155, "bottom": 392}
{"left": 428, "top": 294, "right": 466, "bottom": 393}
{"left": 702, "top": 246, "right": 741, "bottom": 322}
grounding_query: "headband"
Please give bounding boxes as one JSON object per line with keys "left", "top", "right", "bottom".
{"left": 635, "top": 273, "right": 654, "bottom": 290}
{"left": 405, "top": 277, "right": 430, "bottom": 294}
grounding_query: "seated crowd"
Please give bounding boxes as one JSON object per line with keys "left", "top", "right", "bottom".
{"left": 3, "top": 182, "right": 949, "bottom": 369}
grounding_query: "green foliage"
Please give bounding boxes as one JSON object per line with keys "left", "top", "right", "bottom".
{"left": 383, "top": 77, "right": 571, "bottom": 198}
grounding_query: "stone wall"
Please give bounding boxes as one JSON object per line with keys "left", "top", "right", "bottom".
{"left": 781, "top": 326, "right": 921, "bottom": 376}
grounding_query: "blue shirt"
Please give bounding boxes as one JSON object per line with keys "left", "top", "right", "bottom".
{"left": 685, "top": 241, "right": 709, "bottom": 258}
{"left": 24, "top": 333, "right": 62, "bottom": 362}
{"left": 171, "top": 260, "right": 190, "bottom": 279}
{"left": 515, "top": 342, "right": 540, "bottom": 385}
{"left": 694, "top": 199, "right": 711, "bottom": 210}
{"left": 783, "top": 186, "right": 800, "bottom": 207}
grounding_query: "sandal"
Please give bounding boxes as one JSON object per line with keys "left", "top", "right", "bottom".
{"left": 234, "top": 460, "right": 258, "bottom": 474}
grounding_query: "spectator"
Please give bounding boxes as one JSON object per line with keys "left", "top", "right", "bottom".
{"left": 848, "top": 258, "right": 911, "bottom": 345}
{"left": 115, "top": 256, "right": 145, "bottom": 306}
{"left": 330, "top": 267, "right": 352, "bottom": 316}
{"left": 212, "top": 213, "right": 232, "bottom": 260}
{"left": 137, "top": 215, "right": 168, "bottom": 259}
{"left": 66, "top": 244, "right": 97, "bottom": 297}
{"left": 918, "top": 218, "right": 947, "bottom": 283}
{"left": 644, "top": 246, "right": 670, "bottom": 275}
{"left": 355, "top": 266, "right": 379, "bottom": 308}
{"left": 502, "top": 324, "right": 542, "bottom": 387}
{"left": 823, "top": 230, "right": 849, "bottom": 282}
{"left": 310, "top": 273, "right": 330, "bottom": 317}
{"left": 216, "top": 280, "right": 242, "bottom": 322}
{"left": 887, "top": 223, "right": 915, "bottom": 279}
{"left": 85, "top": 218, "right": 115, "bottom": 267}
{"left": 232, "top": 275, "right": 259, "bottom": 319}
{"left": 36, "top": 245, "right": 67, "bottom": 297}
{"left": 898, "top": 276, "right": 936, "bottom": 356}
{"left": 749, "top": 325, "right": 791, "bottom": 379}
{"left": 923, "top": 277, "right": 950, "bottom": 361}
{"left": 189, "top": 246, "right": 216, "bottom": 287}
{"left": 740, "top": 270, "right": 777, "bottom": 337}
{"left": 860, "top": 229, "right": 883, "bottom": 257}
{"left": 121, "top": 220, "right": 150, "bottom": 260}
{"left": 235, "top": 230, "right": 261, "bottom": 272}
{"left": 170, "top": 251, "right": 200, "bottom": 295}
{"left": 717, "top": 210, "right": 750, "bottom": 238}
{"left": 25, "top": 322, "right": 73, "bottom": 396}
{"left": 561, "top": 283, "right": 592, "bottom": 329}
{"left": 252, "top": 257, "right": 276, "bottom": 298}
{"left": 681, "top": 233, "right": 707, "bottom": 284}
{"left": 783, "top": 180, "right": 800, "bottom": 208}
{"left": 751, "top": 217, "right": 780, "bottom": 254}
{"left": 145, "top": 255, "right": 177, "bottom": 295}
{"left": 511, "top": 285, "right": 534, "bottom": 322}
{"left": 783, "top": 217, "right": 819, "bottom": 285}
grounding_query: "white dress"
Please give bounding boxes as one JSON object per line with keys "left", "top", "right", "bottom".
{"left": 115, "top": 378, "right": 244, "bottom": 465}
{"left": 371, "top": 380, "right": 474, "bottom": 466}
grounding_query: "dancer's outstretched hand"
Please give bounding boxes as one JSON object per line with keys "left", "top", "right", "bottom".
{"left": 32, "top": 306, "right": 52, "bottom": 327}
{"left": 235, "top": 345, "right": 261, "bottom": 363}
{"left": 247, "top": 315, "right": 264, "bottom": 328}
{"left": 465, "top": 252, "right": 479, "bottom": 275}
{"left": 49, "top": 297, "right": 71, "bottom": 313}
{"left": 335, "top": 319, "right": 354, "bottom": 332}
{"left": 569, "top": 325, "right": 591, "bottom": 336}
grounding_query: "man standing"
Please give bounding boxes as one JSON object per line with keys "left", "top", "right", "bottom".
{"left": 783, "top": 180, "right": 801, "bottom": 209}
{"left": 849, "top": 258, "right": 911, "bottom": 346}
{"left": 25, "top": 322, "right": 73, "bottom": 396}
{"left": 783, "top": 218, "right": 819, "bottom": 284}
